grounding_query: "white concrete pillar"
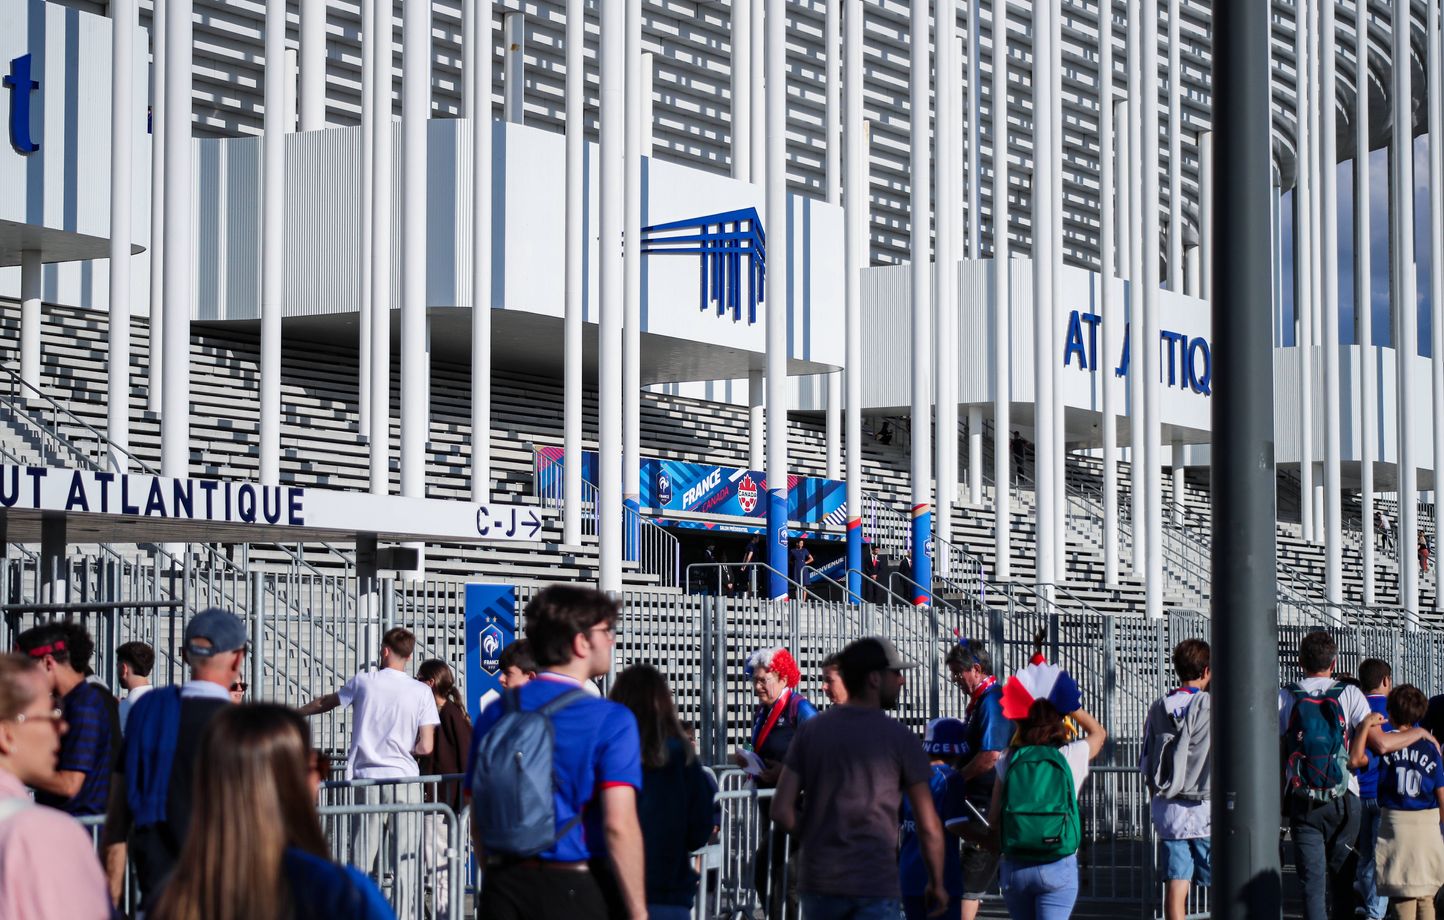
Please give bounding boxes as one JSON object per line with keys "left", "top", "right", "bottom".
{"left": 300, "top": 0, "right": 326, "bottom": 131}
{"left": 1320, "top": 0, "right": 1343, "bottom": 609}
{"left": 359, "top": 0, "right": 374, "bottom": 436}
{"left": 845, "top": 3, "right": 867, "bottom": 601}
{"left": 1142, "top": 0, "right": 1163, "bottom": 618}
{"left": 1429, "top": 0, "right": 1444, "bottom": 611}
{"left": 968, "top": 405, "right": 983, "bottom": 505}
{"left": 369, "top": 0, "right": 393, "bottom": 497}
{"left": 750, "top": 0, "right": 765, "bottom": 190}
{"left": 732, "top": 0, "right": 751, "bottom": 182}
{"left": 109, "top": 0, "right": 136, "bottom": 471}
{"left": 623, "top": 0, "right": 643, "bottom": 559}
{"left": 764, "top": 0, "right": 792, "bottom": 597}
{"left": 1199, "top": 131, "right": 1213, "bottom": 301}
{"left": 1126, "top": 0, "right": 1147, "bottom": 576}
{"left": 1392, "top": 0, "right": 1420, "bottom": 621}
{"left": 563, "top": 0, "right": 584, "bottom": 545}
{"left": 284, "top": 47, "right": 299, "bottom": 133}
{"left": 503, "top": 12, "right": 524, "bottom": 125}
{"left": 1171, "top": 434, "right": 1184, "bottom": 526}
{"left": 261, "top": 0, "right": 286, "bottom": 487}
{"left": 147, "top": 0, "right": 165, "bottom": 415}
{"left": 1034, "top": 0, "right": 1058, "bottom": 593}
{"left": 641, "top": 52, "right": 655, "bottom": 156}
{"left": 1355, "top": 0, "right": 1375, "bottom": 604}
{"left": 1100, "top": 21, "right": 1120, "bottom": 586}
{"left": 599, "top": 0, "right": 624, "bottom": 592}
{"left": 20, "top": 252, "right": 40, "bottom": 395}
{"left": 471, "top": 0, "right": 494, "bottom": 502}
{"left": 824, "top": 0, "right": 842, "bottom": 484}
{"left": 1165, "top": 0, "right": 1183, "bottom": 292}
{"left": 1185, "top": 244, "right": 1200, "bottom": 296}
{"left": 749, "top": 369, "right": 764, "bottom": 469}
{"left": 936, "top": 0, "right": 958, "bottom": 576}
{"left": 400, "top": 0, "right": 429, "bottom": 509}
{"left": 991, "top": 0, "right": 1012, "bottom": 581}
{"left": 967, "top": 8, "right": 981, "bottom": 261}
{"left": 826, "top": 375, "right": 842, "bottom": 480}
{"left": 1294, "top": 0, "right": 1315, "bottom": 544}
{"left": 160, "top": 0, "right": 192, "bottom": 479}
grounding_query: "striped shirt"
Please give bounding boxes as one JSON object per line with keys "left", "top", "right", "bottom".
{"left": 37, "top": 680, "right": 117, "bottom": 816}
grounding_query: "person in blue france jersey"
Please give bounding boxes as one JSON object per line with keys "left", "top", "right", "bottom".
{"left": 1352, "top": 659, "right": 1394, "bottom": 920}
{"left": 947, "top": 638, "right": 1013, "bottom": 920}
{"left": 1372, "top": 684, "right": 1444, "bottom": 920}
{"left": 899, "top": 718, "right": 971, "bottom": 920}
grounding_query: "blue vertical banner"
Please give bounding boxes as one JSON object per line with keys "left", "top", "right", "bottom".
{"left": 464, "top": 584, "right": 516, "bottom": 719}
{"left": 846, "top": 517, "right": 864, "bottom": 604}
{"left": 767, "top": 489, "right": 788, "bottom": 598}
{"left": 911, "top": 505, "right": 932, "bottom": 606}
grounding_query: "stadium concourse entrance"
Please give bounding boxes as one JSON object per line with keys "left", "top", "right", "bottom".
{"left": 671, "top": 525, "right": 848, "bottom": 599}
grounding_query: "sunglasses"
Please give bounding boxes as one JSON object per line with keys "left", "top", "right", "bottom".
{"left": 230, "top": 681, "right": 248, "bottom": 694}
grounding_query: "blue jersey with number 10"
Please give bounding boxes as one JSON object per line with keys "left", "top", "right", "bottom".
{"left": 1378, "top": 734, "right": 1444, "bottom": 811}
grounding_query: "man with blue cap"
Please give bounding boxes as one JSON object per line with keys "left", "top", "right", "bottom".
{"left": 101, "top": 607, "right": 247, "bottom": 910}
{"left": 899, "top": 717, "right": 971, "bottom": 920}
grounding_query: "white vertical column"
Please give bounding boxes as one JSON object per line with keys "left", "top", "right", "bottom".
{"left": 732, "top": 0, "right": 751, "bottom": 181}
{"left": 1356, "top": 0, "right": 1375, "bottom": 604}
{"left": 358, "top": 0, "right": 374, "bottom": 436}
{"left": 369, "top": 0, "right": 392, "bottom": 496}
{"left": 936, "top": 0, "right": 958, "bottom": 574}
{"left": 825, "top": 0, "right": 842, "bottom": 483}
{"left": 1307, "top": 0, "right": 1324, "bottom": 544}
{"left": 992, "top": 0, "right": 1013, "bottom": 581}
{"left": 401, "top": 0, "right": 429, "bottom": 509}
{"left": 845, "top": 0, "right": 866, "bottom": 598}
{"left": 1199, "top": 131, "right": 1213, "bottom": 301}
{"left": 471, "top": 0, "right": 493, "bottom": 502}
{"left": 623, "top": 0, "right": 643, "bottom": 558}
{"left": 1141, "top": 0, "right": 1163, "bottom": 618}
{"left": 1165, "top": 0, "right": 1182, "bottom": 291}
{"left": 765, "top": 0, "right": 792, "bottom": 597}
{"left": 1100, "top": 5, "right": 1119, "bottom": 585}
{"left": 19, "top": 253, "right": 40, "bottom": 393}
{"left": 300, "top": 0, "right": 325, "bottom": 130}
{"left": 749, "top": 370, "right": 765, "bottom": 468}
{"left": 161, "top": 0, "right": 192, "bottom": 479}
{"left": 1392, "top": 0, "right": 1419, "bottom": 621}
{"left": 1171, "top": 433, "right": 1184, "bottom": 524}
{"left": 1320, "top": 0, "right": 1343, "bottom": 610}
{"left": 967, "top": 7, "right": 981, "bottom": 263}
{"left": 1429, "top": 0, "right": 1443, "bottom": 611}
{"left": 599, "top": 0, "right": 624, "bottom": 592}
{"left": 563, "top": 0, "right": 584, "bottom": 545}
{"left": 503, "top": 12, "right": 524, "bottom": 125}
{"left": 908, "top": 0, "right": 934, "bottom": 602}
{"left": 751, "top": 0, "right": 765, "bottom": 189}
{"left": 109, "top": 0, "right": 136, "bottom": 470}
{"left": 1033, "top": 0, "right": 1057, "bottom": 593}
{"left": 968, "top": 405, "right": 983, "bottom": 504}
{"left": 1126, "top": 0, "right": 1147, "bottom": 575}
{"left": 1049, "top": 2, "right": 1066, "bottom": 578}
{"left": 284, "top": 48, "right": 299, "bottom": 132}
{"left": 261, "top": 0, "right": 286, "bottom": 486}
{"left": 147, "top": 0, "right": 165, "bottom": 415}
{"left": 1294, "top": 0, "right": 1315, "bottom": 544}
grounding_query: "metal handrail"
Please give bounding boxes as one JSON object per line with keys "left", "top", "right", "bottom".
{"left": 886, "top": 569, "right": 960, "bottom": 612}
{"left": 993, "top": 578, "right": 1110, "bottom": 621}
{"left": 685, "top": 561, "right": 810, "bottom": 600}
{"left": 801, "top": 564, "right": 865, "bottom": 603}
{"left": 0, "top": 360, "right": 156, "bottom": 474}
{"left": 844, "top": 567, "right": 915, "bottom": 607}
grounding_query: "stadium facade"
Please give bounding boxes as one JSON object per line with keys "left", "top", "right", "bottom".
{"left": 2, "top": 0, "right": 1444, "bottom": 622}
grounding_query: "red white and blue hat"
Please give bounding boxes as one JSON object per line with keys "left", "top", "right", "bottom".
{"left": 1001, "top": 660, "right": 1083, "bottom": 720}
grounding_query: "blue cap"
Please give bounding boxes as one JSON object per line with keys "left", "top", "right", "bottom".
{"left": 184, "top": 608, "right": 247, "bottom": 658}
{"left": 923, "top": 717, "right": 968, "bottom": 756}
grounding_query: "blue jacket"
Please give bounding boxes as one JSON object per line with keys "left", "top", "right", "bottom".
{"left": 639, "top": 738, "right": 717, "bottom": 907}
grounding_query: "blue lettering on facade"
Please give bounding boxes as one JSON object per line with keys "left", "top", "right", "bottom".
{"left": 1069, "top": 310, "right": 1211, "bottom": 397}
{"left": 4, "top": 54, "right": 39, "bottom": 154}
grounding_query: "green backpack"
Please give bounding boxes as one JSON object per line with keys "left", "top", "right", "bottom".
{"left": 1001, "top": 746, "right": 1082, "bottom": 861}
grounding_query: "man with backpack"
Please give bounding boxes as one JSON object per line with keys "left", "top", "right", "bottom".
{"left": 1279, "top": 632, "right": 1432, "bottom": 920}
{"left": 467, "top": 585, "right": 645, "bottom": 920}
{"left": 1139, "top": 639, "right": 1212, "bottom": 920}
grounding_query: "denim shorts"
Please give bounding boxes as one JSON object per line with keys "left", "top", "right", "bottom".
{"left": 1161, "top": 837, "right": 1212, "bottom": 886}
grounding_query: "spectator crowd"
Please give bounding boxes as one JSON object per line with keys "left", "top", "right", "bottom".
{"left": 9, "top": 590, "right": 1444, "bottom": 920}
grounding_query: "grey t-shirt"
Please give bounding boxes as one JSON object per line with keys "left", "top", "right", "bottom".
{"left": 783, "top": 704, "right": 933, "bottom": 898}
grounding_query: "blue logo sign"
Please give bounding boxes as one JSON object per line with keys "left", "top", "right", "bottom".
{"left": 479, "top": 623, "right": 505, "bottom": 676}
{"left": 4, "top": 54, "right": 39, "bottom": 155}
{"left": 656, "top": 471, "right": 672, "bottom": 506}
{"left": 640, "top": 208, "right": 766, "bottom": 325}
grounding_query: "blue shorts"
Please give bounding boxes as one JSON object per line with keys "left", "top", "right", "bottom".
{"left": 1161, "top": 837, "right": 1211, "bottom": 886}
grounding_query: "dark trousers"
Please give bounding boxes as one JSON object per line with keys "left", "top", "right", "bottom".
{"left": 755, "top": 800, "right": 800, "bottom": 920}
{"left": 1290, "top": 793, "right": 1362, "bottom": 920}
{"left": 479, "top": 864, "right": 608, "bottom": 920}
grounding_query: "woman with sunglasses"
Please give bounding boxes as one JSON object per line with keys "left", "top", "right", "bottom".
{"left": 0, "top": 653, "right": 111, "bottom": 919}
{"left": 149, "top": 703, "right": 395, "bottom": 920}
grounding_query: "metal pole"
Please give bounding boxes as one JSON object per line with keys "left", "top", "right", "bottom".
{"left": 991, "top": 0, "right": 1012, "bottom": 581}
{"left": 1126, "top": 0, "right": 1147, "bottom": 576}
{"left": 1392, "top": 0, "right": 1420, "bottom": 623}
{"left": 1356, "top": 0, "right": 1376, "bottom": 604}
{"left": 751, "top": 0, "right": 765, "bottom": 191}
{"left": 1033, "top": 0, "right": 1057, "bottom": 596}
{"left": 765, "top": 0, "right": 791, "bottom": 600}
{"left": 1210, "top": 0, "right": 1282, "bottom": 902}
{"left": 109, "top": 0, "right": 136, "bottom": 471}
{"left": 148, "top": 0, "right": 165, "bottom": 415}
{"left": 1200, "top": 131, "right": 1213, "bottom": 301}
{"left": 1142, "top": 0, "right": 1163, "bottom": 618}
{"left": 471, "top": 0, "right": 494, "bottom": 503}
{"left": 502, "top": 12, "right": 524, "bottom": 125}
{"left": 732, "top": 0, "right": 751, "bottom": 182}
{"left": 401, "top": 0, "right": 429, "bottom": 570}
{"left": 623, "top": 0, "right": 643, "bottom": 564}
{"left": 1320, "top": 0, "right": 1343, "bottom": 610}
{"left": 1295, "top": 0, "right": 1316, "bottom": 544}
{"left": 1429, "top": 0, "right": 1444, "bottom": 612}
{"left": 20, "top": 249, "right": 40, "bottom": 394}
{"left": 369, "top": 0, "right": 393, "bottom": 497}
{"left": 261, "top": 0, "right": 286, "bottom": 486}
{"left": 1100, "top": 12, "right": 1119, "bottom": 586}
{"left": 844, "top": 0, "right": 865, "bottom": 605}
{"left": 824, "top": 0, "right": 842, "bottom": 484}
{"left": 1048, "top": 0, "right": 1066, "bottom": 578}
{"left": 161, "top": 0, "right": 192, "bottom": 480}
{"left": 250, "top": 569, "right": 265, "bottom": 698}
{"left": 599, "top": 0, "right": 624, "bottom": 593}
{"left": 563, "top": 0, "right": 584, "bottom": 545}
{"left": 359, "top": 0, "right": 374, "bottom": 437}
{"left": 300, "top": 0, "right": 325, "bottom": 131}
{"left": 1166, "top": 0, "right": 1182, "bottom": 291}
{"left": 936, "top": 0, "right": 957, "bottom": 579}
{"left": 909, "top": 0, "right": 933, "bottom": 606}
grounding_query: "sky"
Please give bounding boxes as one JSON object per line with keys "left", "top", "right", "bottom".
{"left": 1278, "top": 137, "right": 1434, "bottom": 354}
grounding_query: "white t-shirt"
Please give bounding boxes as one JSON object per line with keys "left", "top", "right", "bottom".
{"left": 1278, "top": 677, "right": 1372, "bottom": 796}
{"left": 996, "top": 739, "right": 1092, "bottom": 796}
{"left": 338, "top": 667, "right": 441, "bottom": 779}
{"left": 118, "top": 684, "right": 153, "bottom": 734}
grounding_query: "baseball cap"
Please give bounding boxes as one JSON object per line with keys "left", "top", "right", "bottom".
{"left": 839, "top": 636, "right": 919, "bottom": 674}
{"left": 923, "top": 717, "right": 968, "bottom": 755}
{"left": 184, "top": 608, "right": 247, "bottom": 658}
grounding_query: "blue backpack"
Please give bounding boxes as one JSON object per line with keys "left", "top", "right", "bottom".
{"left": 470, "top": 688, "right": 589, "bottom": 857}
{"left": 1283, "top": 683, "right": 1351, "bottom": 803}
